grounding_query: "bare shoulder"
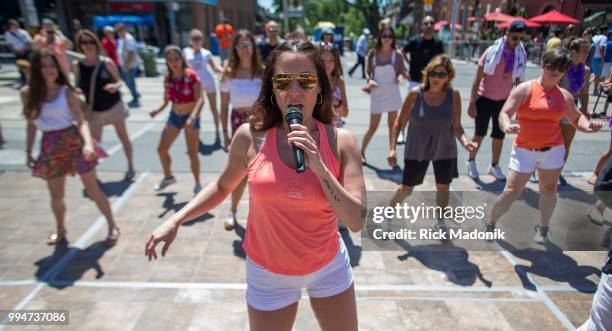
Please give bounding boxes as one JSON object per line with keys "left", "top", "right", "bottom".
{"left": 233, "top": 123, "right": 254, "bottom": 145}
{"left": 513, "top": 81, "right": 532, "bottom": 96}
{"left": 407, "top": 88, "right": 420, "bottom": 99}
{"left": 335, "top": 126, "right": 359, "bottom": 151}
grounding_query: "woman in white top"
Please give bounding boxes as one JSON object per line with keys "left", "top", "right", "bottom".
{"left": 184, "top": 29, "right": 223, "bottom": 142}
{"left": 220, "top": 30, "right": 264, "bottom": 231}
{"left": 361, "top": 26, "right": 408, "bottom": 164}
{"left": 21, "top": 49, "right": 119, "bottom": 246}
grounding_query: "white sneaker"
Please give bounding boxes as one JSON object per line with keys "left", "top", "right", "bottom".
{"left": 193, "top": 183, "right": 202, "bottom": 194}
{"left": 488, "top": 164, "right": 506, "bottom": 181}
{"left": 224, "top": 211, "right": 236, "bottom": 231}
{"left": 587, "top": 200, "right": 612, "bottom": 225}
{"left": 154, "top": 177, "right": 177, "bottom": 191}
{"left": 467, "top": 160, "right": 479, "bottom": 179}
{"left": 534, "top": 225, "right": 549, "bottom": 244}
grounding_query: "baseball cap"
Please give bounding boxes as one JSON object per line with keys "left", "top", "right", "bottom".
{"left": 362, "top": 28, "right": 371, "bottom": 35}
{"left": 322, "top": 28, "right": 334, "bottom": 35}
{"left": 103, "top": 25, "right": 115, "bottom": 33}
{"left": 508, "top": 20, "right": 527, "bottom": 33}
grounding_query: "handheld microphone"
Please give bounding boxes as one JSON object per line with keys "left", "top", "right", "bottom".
{"left": 285, "top": 107, "right": 306, "bottom": 173}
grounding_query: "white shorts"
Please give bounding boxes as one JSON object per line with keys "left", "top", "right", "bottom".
{"left": 201, "top": 79, "right": 217, "bottom": 94}
{"left": 246, "top": 237, "right": 353, "bottom": 311}
{"left": 508, "top": 145, "right": 565, "bottom": 174}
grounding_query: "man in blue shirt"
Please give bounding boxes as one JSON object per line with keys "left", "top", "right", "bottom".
{"left": 348, "top": 28, "right": 370, "bottom": 79}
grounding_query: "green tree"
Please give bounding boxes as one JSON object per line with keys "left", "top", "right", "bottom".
{"left": 269, "top": 0, "right": 382, "bottom": 36}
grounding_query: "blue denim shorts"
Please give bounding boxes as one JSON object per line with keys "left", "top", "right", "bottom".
{"left": 167, "top": 111, "right": 200, "bottom": 130}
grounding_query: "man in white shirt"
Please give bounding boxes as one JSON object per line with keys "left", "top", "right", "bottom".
{"left": 115, "top": 23, "right": 142, "bottom": 107}
{"left": 592, "top": 25, "right": 608, "bottom": 95}
{"left": 4, "top": 19, "right": 32, "bottom": 86}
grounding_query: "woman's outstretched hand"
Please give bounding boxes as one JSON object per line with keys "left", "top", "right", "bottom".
{"left": 145, "top": 220, "right": 180, "bottom": 261}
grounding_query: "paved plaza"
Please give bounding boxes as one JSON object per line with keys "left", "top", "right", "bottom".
{"left": 0, "top": 54, "right": 610, "bottom": 330}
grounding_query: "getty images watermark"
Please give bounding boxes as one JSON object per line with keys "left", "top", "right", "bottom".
{"left": 360, "top": 191, "right": 610, "bottom": 251}
{"left": 370, "top": 203, "right": 506, "bottom": 241}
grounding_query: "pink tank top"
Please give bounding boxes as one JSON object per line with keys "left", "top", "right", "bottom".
{"left": 243, "top": 120, "right": 342, "bottom": 275}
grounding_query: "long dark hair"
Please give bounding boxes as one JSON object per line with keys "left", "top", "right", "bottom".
{"left": 317, "top": 42, "right": 343, "bottom": 79}
{"left": 24, "top": 48, "right": 73, "bottom": 120}
{"left": 251, "top": 41, "right": 333, "bottom": 131}
{"left": 374, "top": 26, "right": 396, "bottom": 53}
{"left": 164, "top": 45, "right": 188, "bottom": 81}
{"left": 224, "top": 29, "right": 263, "bottom": 79}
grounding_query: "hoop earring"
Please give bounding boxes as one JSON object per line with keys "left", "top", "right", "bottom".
{"left": 317, "top": 93, "right": 323, "bottom": 105}
{"left": 270, "top": 95, "right": 276, "bottom": 105}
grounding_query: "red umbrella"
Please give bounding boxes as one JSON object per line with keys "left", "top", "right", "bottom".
{"left": 529, "top": 10, "right": 579, "bottom": 24}
{"left": 484, "top": 12, "right": 515, "bottom": 22}
{"left": 434, "top": 21, "right": 462, "bottom": 31}
{"left": 497, "top": 17, "right": 542, "bottom": 28}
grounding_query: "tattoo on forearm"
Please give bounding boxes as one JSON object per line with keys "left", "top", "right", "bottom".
{"left": 323, "top": 179, "right": 341, "bottom": 202}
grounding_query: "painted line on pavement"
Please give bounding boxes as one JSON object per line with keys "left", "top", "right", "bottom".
{"left": 0, "top": 172, "right": 148, "bottom": 328}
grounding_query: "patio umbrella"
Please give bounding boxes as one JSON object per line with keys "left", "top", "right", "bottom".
{"left": 497, "top": 17, "right": 542, "bottom": 28}
{"left": 484, "top": 12, "right": 515, "bottom": 22}
{"left": 434, "top": 21, "right": 462, "bottom": 31}
{"left": 529, "top": 10, "right": 579, "bottom": 24}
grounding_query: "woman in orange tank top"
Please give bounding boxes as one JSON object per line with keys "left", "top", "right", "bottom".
{"left": 145, "top": 41, "right": 365, "bottom": 330}
{"left": 483, "top": 48, "right": 603, "bottom": 244}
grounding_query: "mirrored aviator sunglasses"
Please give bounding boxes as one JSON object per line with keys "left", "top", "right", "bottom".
{"left": 272, "top": 73, "right": 318, "bottom": 91}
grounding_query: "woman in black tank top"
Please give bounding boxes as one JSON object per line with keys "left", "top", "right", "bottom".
{"left": 73, "top": 29, "right": 135, "bottom": 181}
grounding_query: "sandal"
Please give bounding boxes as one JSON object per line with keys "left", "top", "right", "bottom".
{"left": 46, "top": 232, "right": 66, "bottom": 246}
{"left": 105, "top": 227, "right": 120, "bottom": 246}
{"left": 124, "top": 169, "right": 135, "bottom": 181}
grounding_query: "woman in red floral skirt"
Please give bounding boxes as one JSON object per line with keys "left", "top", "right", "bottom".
{"left": 21, "top": 49, "right": 120, "bottom": 245}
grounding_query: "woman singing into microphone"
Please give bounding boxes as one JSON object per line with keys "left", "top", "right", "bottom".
{"left": 145, "top": 41, "right": 365, "bottom": 330}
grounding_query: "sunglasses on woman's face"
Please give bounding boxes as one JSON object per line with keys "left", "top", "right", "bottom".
{"left": 381, "top": 34, "right": 393, "bottom": 39}
{"left": 80, "top": 39, "right": 96, "bottom": 45}
{"left": 272, "top": 73, "right": 318, "bottom": 91}
{"left": 235, "top": 41, "right": 253, "bottom": 49}
{"left": 429, "top": 70, "right": 448, "bottom": 78}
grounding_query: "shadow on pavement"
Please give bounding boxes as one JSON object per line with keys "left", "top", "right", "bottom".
{"left": 471, "top": 177, "right": 506, "bottom": 192}
{"left": 156, "top": 192, "right": 214, "bottom": 226}
{"left": 99, "top": 179, "right": 134, "bottom": 198}
{"left": 198, "top": 138, "right": 223, "bottom": 156}
{"left": 497, "top": 239, "right": 600, "bottom": 292}
{"left": 394, "top": 238, "right": 493, "bottom": 287}
{"left": 34, "top": 241, "right": 113, "bottom": 289}
{"left": 363, "top": 163, "right": 402, "bottom": 185}
{"left": 232, "top": 221, "right": 246, "bottom": 259}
